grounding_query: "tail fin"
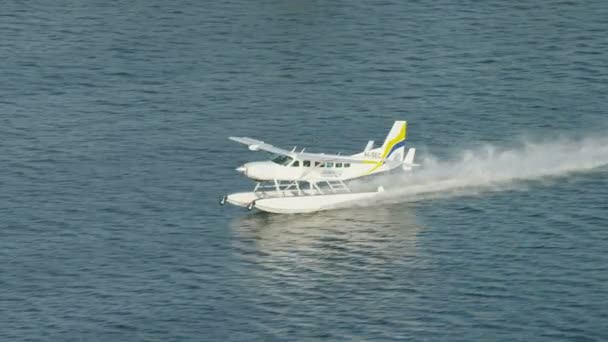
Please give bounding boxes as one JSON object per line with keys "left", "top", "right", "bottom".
{"left": 382, "top": 121, "right": 407, "bottom": 162}
{"left": 363, "top": 121, "right": 408, "bottom": 175}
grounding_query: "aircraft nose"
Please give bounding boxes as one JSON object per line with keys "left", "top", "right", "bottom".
{"left": 236, "top": 165, "right": 246, "bottom": 173}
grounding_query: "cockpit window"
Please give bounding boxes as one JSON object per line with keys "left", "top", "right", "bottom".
{"left": 272, "top": 155, "right": 293, "bottom": 165}
{"left": 292, "top": 160, "right": 300, "bottom": 167}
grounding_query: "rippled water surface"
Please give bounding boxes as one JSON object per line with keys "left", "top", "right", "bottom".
{"left": 2, "top": 1, "right": 608, "bottom": 341}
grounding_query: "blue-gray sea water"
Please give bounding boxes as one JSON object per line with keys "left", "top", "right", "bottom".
{"left": 2, "top": 1, "right": 608, "bottom": 341}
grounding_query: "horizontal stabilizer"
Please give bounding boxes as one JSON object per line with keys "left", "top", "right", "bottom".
{"left": 402, "top": 148, "right": 419, "bottom": 171}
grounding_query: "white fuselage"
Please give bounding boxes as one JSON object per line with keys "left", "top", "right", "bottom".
{"left": 237, "top": 151, "right": 394, "bottom": 182}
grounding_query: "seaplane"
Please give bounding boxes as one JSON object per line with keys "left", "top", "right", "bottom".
{"left": 219, "top": 120, "right": 417, "bottom": 214}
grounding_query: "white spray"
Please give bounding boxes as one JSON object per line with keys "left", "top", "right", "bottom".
{"left": 350, "top": 135, "right": 608, "bottom": 205}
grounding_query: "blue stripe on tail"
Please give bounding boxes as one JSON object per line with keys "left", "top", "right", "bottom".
{"left": 385, "top": 140, "right": 405, "bottom": 159}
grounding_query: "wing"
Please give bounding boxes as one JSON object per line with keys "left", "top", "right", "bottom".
{"left": 297, "top": 152, "right": 380, "bottom": 164}
{"left": 229, "top": 136, "right": 291, "bottom": 155}
{"left": 229, "top": 137, "right": 385, "bottom": 164}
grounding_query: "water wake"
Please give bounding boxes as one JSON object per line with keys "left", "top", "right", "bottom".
{"left": 351, "top": 135, "right": 608, "bottom": 205}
